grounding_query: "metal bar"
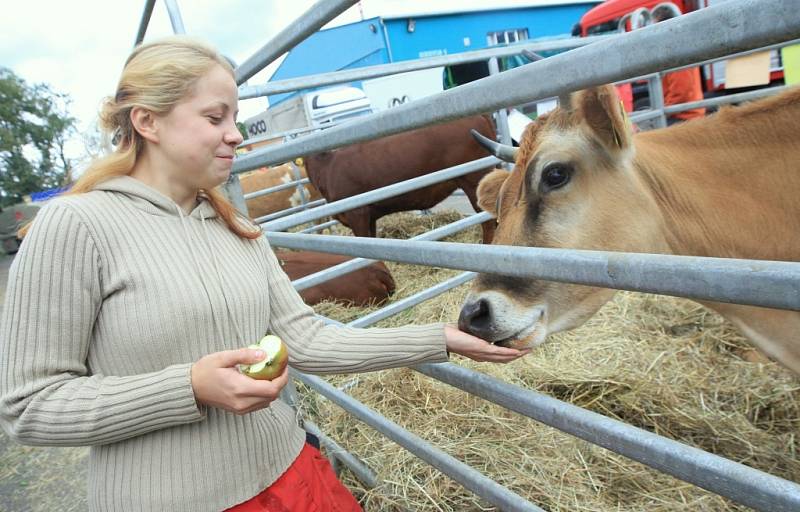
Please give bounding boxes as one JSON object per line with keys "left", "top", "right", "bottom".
{"left": 267, "top": 233, "right": 800, "bottom": 311}
{"left": 648, "top": 73, "right": 668, "bottom": 128}
{"left": 298, "top": 219, "right": 339, "bottom": 234}
{"left": 629, "top": 85, "right": 788, "bottom": 125}
{"left": 302, "top": 420, "right": 379, "bottom": 488}
{"left": 235, "top": 0, "right": 359, "bottom": 85}
{"left": 315, "top": 312, "right": 800, "bottom": 509}
{"left": 629, "top": 108, "right": 670, "bottom": 124}
{"left": 290, "top": 212, "right": 491, "bottom": 292}
{"left": 233, "top": 0, "right": 800, "bottom": 173}
{"left": 243, "top": 178, "right": 310, "bottom": 201}
{"left": 254, "top": 199, "right": 326, "bottom": 224}
{"left": 414, "top": 362, "right": 800, "bottom": 512}
{"left": 660, "top": 36, "right": 800, "bottom": 76}
{"left": 239, "top": 36, "right": 613, "bottom": 99}
{"left": 162, "top": 0, "right": 186, "bottom": 34}
{"left": 347, "top": 272, "right": 477, "bottom": 328}
{"left": 291, "top": 369, "right": 544, "bottom": 512}
{"left": 488, "top": 58, "right": 513, "bottom": 148}
{"left": 261, "top": 157, "right": 499, "bottom": 230}
{"left": 220, "top": 173, "right": 249, "bottom": 216}
{"left": 662, "top": 85, "right": 789, "bottom": 114}
{"left": 134, "top": 0, "right": 156, "bottom": 45}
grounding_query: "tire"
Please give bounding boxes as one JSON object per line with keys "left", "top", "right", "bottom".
{"left": 2, "top": 237, "right": 20, "bottom": 255}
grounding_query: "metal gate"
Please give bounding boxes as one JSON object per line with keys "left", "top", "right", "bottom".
{"left": 136, "top": 1, "right": 800, "bottom": 510}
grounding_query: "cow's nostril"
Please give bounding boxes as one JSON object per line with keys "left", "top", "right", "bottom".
{"left": 458, "top": 298, "right": 492, "bottom": 335}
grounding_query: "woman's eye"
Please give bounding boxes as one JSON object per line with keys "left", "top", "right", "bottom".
{"left": 208, "top": 116, "right": 222, "bottom": 124}
{"left": 542, "top": 164, "right": 571, "bottom": 190}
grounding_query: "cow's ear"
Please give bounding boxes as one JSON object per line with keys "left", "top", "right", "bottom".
{"left": 576, "top": 85, "right": 631, "bottom": 152}
{"left": 477, "top": 169, "right": 509, "bottom": 217}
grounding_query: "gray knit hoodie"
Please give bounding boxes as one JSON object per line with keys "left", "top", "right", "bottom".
{"left": 0, "top": 175, "right": 448, "bottom": 511}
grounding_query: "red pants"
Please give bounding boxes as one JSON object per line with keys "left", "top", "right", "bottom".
{"left": 226, "top": 443, "right": 363, "bottom": 512}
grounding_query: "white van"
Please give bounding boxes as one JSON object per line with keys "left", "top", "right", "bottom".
{"left": 244, "top": 86, "right": 373, "bottom": 139}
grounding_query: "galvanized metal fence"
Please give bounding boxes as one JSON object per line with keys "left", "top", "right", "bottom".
{"left": 137, "top": 1, "right": 800, "bottom": 510}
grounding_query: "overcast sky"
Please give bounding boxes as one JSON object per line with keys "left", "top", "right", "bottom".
{"left": 0, "top": 0, "right": 557, "bottom": 167}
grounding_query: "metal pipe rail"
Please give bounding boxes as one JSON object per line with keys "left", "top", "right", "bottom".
{"left": 239, "top": 35, "right": 613, "bottom": 99}
{"left": 291, "top": 369, "right": 545, "bottom": 512}
{"left": 163, "top": 0, "right": 185, "bottom": 34}
{"left": 309, "top": 314, "right": 800, "bottom": 511}
{"left": 235, "top": 0, "right": 359, "bottom": 85}
{"left": 262, "top": 156, "right": 499, "bottom": 231}
{"left": 233, "top": 0, "right": 800, "bottom": 173}
{"left": 267, "top": 233, "right": 800, "bottom": 311}
{"left": 655, "top": 36, "right": 800, "bottom": 77}
{"left": 243, "top": 178, "right": 310, "bottom": 201}
{"left": 291, "top": 212, "right": 492, "bottom": 292}
{"left": 413, "top": 362, "right": 800, "bottom": 512}
{"left": 134, "top": 0, "right": 156, "bottom": 45}
{"left": 298, "top": 219, "right": 339, "bottom": 234}
{"left": 629, "top": 84, "right": 789, "bottom": 125}
{"left": 662, "top": 84, "right": 790, "bottom": 115}
{"left": 254, "top": 199, "right": 326, "bottom": 224}
{"left": 302, "top": 419, "right": 379, "bottom": 488}
{"left": 347, "top": 272, "right": 477, "bottom": 328}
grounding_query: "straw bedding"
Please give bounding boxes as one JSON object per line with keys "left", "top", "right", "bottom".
{"left": 293, "top": 210, "right": 799, "bottom": 512}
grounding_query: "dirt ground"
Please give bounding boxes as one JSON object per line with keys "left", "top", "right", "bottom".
{"left": 0, "top": 252, "right": 89, "bottom": 511}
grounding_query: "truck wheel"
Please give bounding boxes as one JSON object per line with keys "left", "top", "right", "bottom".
{"left": 2, "top": 237, "right": 20, "bottom": 255}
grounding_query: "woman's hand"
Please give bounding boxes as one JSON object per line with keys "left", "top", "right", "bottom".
{"left": 191, "top": 348, "right": 289, "bottom": 415}
{"left": 444, "top": 324, "right": 531, "bottom": 363}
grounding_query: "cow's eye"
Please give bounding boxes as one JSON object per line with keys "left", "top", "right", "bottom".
{"left": 541, "top": 164, "right": 571, "bottom": 191}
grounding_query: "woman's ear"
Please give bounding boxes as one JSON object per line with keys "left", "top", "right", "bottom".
{"left": 130, "top": 106, "right": 159, "bottom": 144}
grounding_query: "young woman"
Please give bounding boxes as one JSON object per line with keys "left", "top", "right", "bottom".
{"left": 0, "top": 37, "right": 528, "bottom": 511}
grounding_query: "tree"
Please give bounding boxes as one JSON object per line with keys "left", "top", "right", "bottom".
{"left": 0, "top": 67, "right": 77, "bottom": 208}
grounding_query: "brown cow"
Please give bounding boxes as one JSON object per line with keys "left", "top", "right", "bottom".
{"left": 458, "top": 85, "right": 800, "bottom": 374}
{"left": 304, "top": 115, "right": 498, "bottom": 243}
{"left": 239, "top": 161, "right": 322, "bottom": 220}
{"left": 275, "top": 250, "right": 395, "bottom": 306}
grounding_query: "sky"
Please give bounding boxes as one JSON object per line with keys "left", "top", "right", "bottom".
{"left": 0, "top": 0, "right": 562, "bottom": 169}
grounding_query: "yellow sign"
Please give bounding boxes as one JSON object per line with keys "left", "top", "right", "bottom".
{"left": 781, "top": 45, "right": 800, "bottom": 86}
{"left": 725, "top": 51, "right": 771, "bottom": 89}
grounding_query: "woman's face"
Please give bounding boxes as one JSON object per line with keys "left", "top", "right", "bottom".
{"left": 154, "top": 64, "right": 243, "bottom": 191}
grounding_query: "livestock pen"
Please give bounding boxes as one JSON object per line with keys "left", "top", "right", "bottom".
{"left": 137, "top": 0, "right": 800, "bottom": 510}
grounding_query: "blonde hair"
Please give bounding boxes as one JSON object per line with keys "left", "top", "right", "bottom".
{"left": 21, "top": 36, "right": 259, "bottom": 239}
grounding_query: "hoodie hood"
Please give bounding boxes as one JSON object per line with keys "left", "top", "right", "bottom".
{"left": 94, "top": 175, "right": 217, "bottom": 219}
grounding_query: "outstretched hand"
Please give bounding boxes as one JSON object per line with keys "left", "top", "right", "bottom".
{"left": 444, "top": 324, "right": 531, "bottom": 363}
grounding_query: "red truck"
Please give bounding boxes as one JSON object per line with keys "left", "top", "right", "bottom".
{"left": 575, "top": 0, "right": 785, "bottom": 109}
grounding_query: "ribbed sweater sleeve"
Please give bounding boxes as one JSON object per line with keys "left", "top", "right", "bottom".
{"left": 0, "top": 203, "right": 204, "bottom": 447}
{"left": 260, "top": 238, "right": 449, "bottom": 374}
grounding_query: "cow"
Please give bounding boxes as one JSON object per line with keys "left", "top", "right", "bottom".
{"left": 275, "top": 250, "right": 395, "bottom": 307}
{"left": 304, "top": 115, "right": 499, "bottom": 243}
{"left": 457, "top": 84, "right": 800, "bottom": 374}
{"left": 239, "top": 161, "right": 322, "bottom": 220}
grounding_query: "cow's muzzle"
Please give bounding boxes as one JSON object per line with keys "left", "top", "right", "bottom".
{"left": 458, "top": 297, "right": 494, "bottom": 340}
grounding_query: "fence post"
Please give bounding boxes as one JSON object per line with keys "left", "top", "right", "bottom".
{"left": 221, "top": 173, "right": 249, "bottom": 216}
{"left": 488, "top": 57, "right": 514, "bottom": 169}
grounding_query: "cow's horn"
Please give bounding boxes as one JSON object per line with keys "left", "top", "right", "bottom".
{"left": 558, "top": 92, "right": 573, "bottom": 111}
{"left": 470, "top": 129, "right": 518, "bottom": 163}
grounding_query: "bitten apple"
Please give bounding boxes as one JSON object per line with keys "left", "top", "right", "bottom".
{"left": 241, "top": 335, "right": 289, "bottom": 380}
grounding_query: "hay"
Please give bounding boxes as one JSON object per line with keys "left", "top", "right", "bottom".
{"left": 300, "top": 210, "right": 800, "bottom": 512}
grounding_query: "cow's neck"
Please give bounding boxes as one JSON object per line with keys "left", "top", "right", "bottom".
{"left": 632, "top": 97, "right": 800, "bottom": 261}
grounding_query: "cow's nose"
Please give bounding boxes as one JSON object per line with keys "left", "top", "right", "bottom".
{"left": 458, "top": 298, "right": 493, "bottom": 338}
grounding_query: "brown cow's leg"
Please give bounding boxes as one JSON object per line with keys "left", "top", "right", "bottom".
{"left": 458, "top": 176, "right": 496, "bottom": 244}
{"left": 343, "top": 208, "right": 374, "bottom": 237}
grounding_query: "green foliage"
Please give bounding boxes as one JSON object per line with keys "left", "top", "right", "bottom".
{"left": 0, "top": 67, "right": 76, "bottom": 208}
{"left": 236, "top": 121, "right": 247, "bottom": 140}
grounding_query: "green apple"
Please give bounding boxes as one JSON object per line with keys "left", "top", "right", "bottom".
{"left": 241, "top": 335, "right": 289, "bottom": 381}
